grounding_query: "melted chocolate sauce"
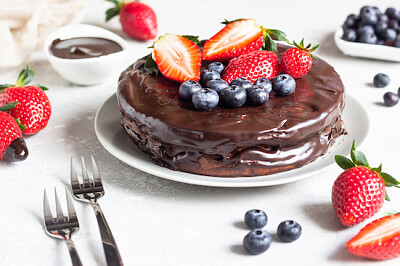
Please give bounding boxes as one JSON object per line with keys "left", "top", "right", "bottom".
{"left": 50, "top": 37, "right": 123, "bottom": 59}
{"left": 5, "top": 138, "right": 28, "bottom": 161}
{"left": 117, "top": 44, "right": 346, "bottom": 177}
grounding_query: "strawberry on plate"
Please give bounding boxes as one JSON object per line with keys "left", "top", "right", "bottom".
{"left": 202, "top": 19, "right": 287, "bottom": 62}
{"left": 347, "top": 213, "right": 400, "bottom": 260}
{"left": 0, "top": 102, "right": 28, "bottom": 160}
{"left": 105, "top": 0, "right": 157, "bottom": 41}
{"left": 0, "top": 65, "right": 51, "bottom": 135}
{"left": 332, "top": 140, "right": 399, "bottom": 226}
{"left": 151, "top": 34, "right": 201, "bottom": 83}
{"left": 221, "top": 50, "right": 280, "bottom": 83}
{"left": 281, "top": 39, "right": 319, "bottom": 78}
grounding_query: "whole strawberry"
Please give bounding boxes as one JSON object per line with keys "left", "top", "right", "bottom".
{"left": 347, "top": 213, "right": 400, "bottom": 260}
{"left": 0, "top": 65, "right": 51, "bottom": 135}
{"left": 105, "top": 0, "right": 157, "bottom": 41}
{"left": 0, "top": 102, "right": 28, "bottom": 160}
{"left": 221, "top": 50, "right": 280, "bottom": 84}
{"left": 332, "top": 140, "right": 399, "bottom": 226}
{"left": 281, "top": 39, "right": 319, "bottom": 78}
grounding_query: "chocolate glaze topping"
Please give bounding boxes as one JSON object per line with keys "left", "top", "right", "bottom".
{"left": 117, "top": 44, "right": 345, "bottom": 177}
{"left": 50, "top": 37, "right": 122, "bottom": 59}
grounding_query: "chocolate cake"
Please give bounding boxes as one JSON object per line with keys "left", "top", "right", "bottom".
{"left": 117, "top": 45, "right": 345, "bottom": 177}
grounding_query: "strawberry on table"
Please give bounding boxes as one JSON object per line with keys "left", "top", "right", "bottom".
{"left": 280, "top": 39, "right": 319, "bottom": 78}
{"left": 0, "top": 65, "right": 51, "bottom": 135}
{"left": 202, "top": 19, "right": 287, "bottom": 62}
{"left": 150, "top": 34, "right": 201, "bottom": 83}
{"left": 0, "top": 102, "right": 28, "bottom": 160}
{"left": 347, "top": 213, "right": 400, "bottom": 260}
{"left": 105, "top": 0, "right": 157, "bottom": 41}
{"left": 332, "top": 140, "right": 399, "bottom": 226}
{"left": 221, "top": 50, "right": 280, "bottom": 83}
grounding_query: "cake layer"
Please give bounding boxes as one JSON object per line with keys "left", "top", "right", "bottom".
{"left": 117, "top": 45, "right": 345, "bottom": 177}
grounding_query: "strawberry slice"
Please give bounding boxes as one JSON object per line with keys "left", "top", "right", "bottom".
{"left": 202, "top": 19, "right": 263, "bottom": 62}
{"left": 153, "top": 34, "right": 201, "bottom": 83}
{"left": 346, "top": 213, "right": 400, "bottom": 260}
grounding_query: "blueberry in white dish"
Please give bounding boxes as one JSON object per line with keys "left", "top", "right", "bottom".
{"left": 206, "top": 79, "right": 229, "bottom": 94}
{"left": 246, "top": 86, "right": 269, "bottom": 106}
{"left": 243, "top": 229, "right": 272, "bottom": 255}
{"left": 254, "top": 77, "right": 272, "bottom": 93}
{"left": 277, "top": 220, "right": 302, "bottom": 243}
{"left": 230, "top": 77, "right": 253, "bottom": 90}
{"left": 192, "top": 88, "right": 219, "bottom": 111}
{"left": 179, "top": 80, "right": 202, "bottom": 101}
{"left": 244, "top": 209, "right": 268, "bottom": 229}
{"left": 272, "top": 74, "right": 296, "bottom": 96}
{"left": 373, "top": 73, "right": 390, "bottom": 88}
{"left": 207, "top": 62, "right": 225, "bottom": 74}
{"left": 220, "top": 85, "right": 247, "bottom": 108}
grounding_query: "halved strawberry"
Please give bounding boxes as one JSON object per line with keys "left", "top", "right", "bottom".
{"left": 346, "top": 213, "right": 400, "bottom": 260}
{"left": 152, "top": 34, "right": 201, "bottom": 83}
{"left": 202, "top": 19, "right": 287, "bottom": 62}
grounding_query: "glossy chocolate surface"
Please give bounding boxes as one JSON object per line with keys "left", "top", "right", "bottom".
{"left": 50, "top": 37, "right": 122, "bottom": 59}
{"left": 117, "top": 44, "right": 345, "bottom": 177}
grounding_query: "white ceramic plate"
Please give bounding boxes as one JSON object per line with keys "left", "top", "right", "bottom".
{"left": 334, "top": 28, "right": 400, "bottom": 62}
{"left": 94, "top": 94, "right": 369, "bottom": 187}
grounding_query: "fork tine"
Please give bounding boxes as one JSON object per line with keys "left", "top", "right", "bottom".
{"left": 43, "top": 189, "right": 53, "bottom": 219}
{"left": 71, "top": 157, "right": 79, "bottom": 185}
{"left": 91, "top": 155, "right": 101, "bottom": 181}
{"left": 81, "top": 156, "right": 91, "bottom": 188}
{"left": 65, "top": 187, "right": 76, "bottom": 219}
{"left": 54, "top": 188, "right": 64, "bottom": 220}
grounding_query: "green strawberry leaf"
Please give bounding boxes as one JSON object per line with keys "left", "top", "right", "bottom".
{"left": 0, "top": 84, "right": 12, "bottom": 90}
{"left": 380, "top": 172, "right": 400, "bottom": 187}
{"left": 371, "top": 163, "right": 382, "bottom": 173}
{"left": 262, "top": 33, "right": 277, "bottom": 52}
{"left": 144, "top": 55, "right": 159, "bottom": 75}
{"left": 264, "top": 29, "right": 288, "bottom": 42}
{"left": 0, "top": 102, "right": 18, "bottom": 111}
{"left": 32, "top": 83, "right": 49, "bottom": 91}
{"left": 15, "top": 118, "right": 27, "bottom": 131}
{"left": 182, "top": 35, "right": 200, "bottom": 44}
{"left": 382, "top": 210, "right": 400, "bottom": 216}
{"left": 15, "top": 64, "right": 35, "bottom": 87}
{"left": 105, "top": 7, "right": 120, "bottom": 22}
{"left": 335, "top": 155, "right": 355, "bottom": 170}
{"left": 221, "top": 18, "right": 244, "bottom": 25}
{"left": 350, "top": 140, "right": 356, "bottom": 164}
{"left": 351, "top": 150, "right": 369, "bottom": 167}
{"left": 385, "top": 193, "right": 391, "bottom": 201}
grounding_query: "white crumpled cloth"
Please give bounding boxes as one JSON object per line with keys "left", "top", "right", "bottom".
{"left": 0, "top": 0, "right": 86, "bottom": 68}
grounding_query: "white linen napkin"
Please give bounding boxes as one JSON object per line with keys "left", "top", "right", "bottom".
{"left": 0, "top": 0, "right": 87, "bottom": 68}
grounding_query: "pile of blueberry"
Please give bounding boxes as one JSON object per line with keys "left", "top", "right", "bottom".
{"left": 242, "top": 209, "right": 302, "bottom": 255}
{"left": 342, "top": 6, "right": 400, "bottom": 47}
{"left": 179, "top": 62, "right": 296, "bottom": 111}
{"left": 373, "top": 73, "right": 400, "bottom": 107}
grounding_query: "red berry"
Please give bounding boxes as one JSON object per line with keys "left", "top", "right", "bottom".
{"left": 221, "top": 50, "right": 280, "bottom": 84}
{"left": 0, "top": 111, "right": 22, "bottom": 159}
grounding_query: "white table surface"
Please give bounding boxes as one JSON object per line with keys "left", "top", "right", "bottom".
{"left": 1, "top": 0, "right": 400, "bottom": 265}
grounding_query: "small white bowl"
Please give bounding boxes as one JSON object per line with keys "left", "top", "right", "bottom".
{"left": 44, "top": 24, "right": 128, "bottom": 85}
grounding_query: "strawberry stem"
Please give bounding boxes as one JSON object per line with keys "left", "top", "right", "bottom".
{"left": 15, "top": 64, "right": 35, "bottom": 87}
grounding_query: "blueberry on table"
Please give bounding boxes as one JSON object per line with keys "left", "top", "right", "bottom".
{"left": 205, "top": 79, "right": 229, "bottom": 94}
{"left": 244, "top": 209, "right": 268, "bottom": 229}
{"left": 243, "top": 229, "right": 272, "bottom": 255}
{"left": 220, "top": 85, "right": 247, "bottom": 108}
{"left": 277, "top": 220, "right": 302, "bottom": 242}
{"left": 246, "top": 86, "right": 269, "bottom": 106}
{"left": 230, "top": 77, "right": 253, "bottom": 90}
{"left": 254, "top": 77, "right": 272, "bottom": 93}
{"left": 272, "top": 74, "right": 296, "bottom": 96}
{"left": 179, "top": 80, "right": 202, "bottom": 101}
{"left": 192, "top": 88, "right": 219, "bottom": 111}
{"left": 200, "top": 69, "right": 220, "bottom": 86}
{"left": 342, "top": 28, "right": 357, "bottom": 42}
{"left": 207, "top": 62, "right": 225, "bottom": 74}
{"left": 383, "top": 92, "right": 399, "bottom": 107}
{"left": 373, "top": 73, "right": 390, "bottom": 88}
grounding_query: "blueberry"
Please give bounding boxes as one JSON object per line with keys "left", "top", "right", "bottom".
{"left": 230, "top": 78, "right": 253, "bottom": 90}
{"left": 254, "top": 77, "right": 272, "bottom": 93}
{"left": 207, "top": 62, "right": 225, "bottom": 74}
{"left": 243, "top": 229, "right": 272, "bottom": 255}
{"left": 343, "top": 14, "right": 359, "bottom": 29}
{"left": 388, "top": 19, "right": 399, "bottom": 30}
{"left": 205, "top": 79, "right": 229, "bottom": 94}
{"left": 357, "top": 32, "right": 378, "bottom": 44}
{"left": 373, "top": 73, "right": 390, "bottom": 88}
{"left": 383, "top": 92, "right": 399, "bottom": 107}
{"left": 272, "top": 74, "right": 296, "bottom": 96}
{"left": 377, "top": 14, "right": 389, "bottom": 23}
{"left": 220, "top": 85, "right": 247, "bottom": 108}
{"left": 246, "top": 86, "right": 269, "bottom": 106}
{"left": 357, "top": 25, "right": 374, "bottom": 36}
{"left": 398, "top": 87, "right": 400, "bottom": 96}
{"left": 192, "top": 88, "right": 219, "bottom": 111}
{"left": 179, "top": 80, "right": 202, "bottom": 101}
{"left": 395, "top": 35, "right": 400, "bottom": 47}
{"left": 374, "top": 22, "right": 388, "bottom": 37}
{"left": 385, "top": 7, "right": 400, "bottom": 20}
{"left": 342, "top": 28, "right": 357, "bottom": 42}
{"left": 381, "top": 28, "right": 397, "bottom": 41}
{"left": 244, "top": 209, "right": 268, "bottom": 229}
{"left": 359, "top": 6, "right": 378, "bottom": 26}
{"left": 200, "top": 69, "right": 220, "bottom": 86}
{"left": 277, "top": 220, "right": 302, "bottom": 243}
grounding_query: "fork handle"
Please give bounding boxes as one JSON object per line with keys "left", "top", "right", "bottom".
{"left": 65, "top": 239, "right": 83, "bottom": 266}
{"left": 91, "top": 202, "right": 123, "bottom": 266}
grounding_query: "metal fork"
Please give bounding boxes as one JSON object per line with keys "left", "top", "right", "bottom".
{"left": 43, "top": 188, "right": 83, "bottom": 266}
{"left": 71, "top": 156, "right": 123, "bottom": 266}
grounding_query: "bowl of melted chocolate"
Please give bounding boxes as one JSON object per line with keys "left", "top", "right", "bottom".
{"left": 45, "top": 24, "right": 128, "bottom": 85}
